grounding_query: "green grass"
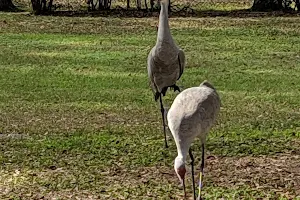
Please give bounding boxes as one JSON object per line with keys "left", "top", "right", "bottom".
{"left": 0, "top": 12, "right": 300, "bottom": 199}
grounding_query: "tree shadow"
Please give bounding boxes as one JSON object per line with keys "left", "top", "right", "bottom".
{"left": 0, "top": 5, "right": 25, "bottom": 12}
{"left": 194, "top": 9, "right": 300, "bottom": 18}
{"left": 44, "top": 7, "right": 300, "bottom": 18}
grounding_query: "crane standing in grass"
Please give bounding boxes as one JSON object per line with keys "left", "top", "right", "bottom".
{"left": 167, "top": 80, "right": 221, "bottom": 200}
{"left": 147, "top": 0, "right": 185, "bottom": 148}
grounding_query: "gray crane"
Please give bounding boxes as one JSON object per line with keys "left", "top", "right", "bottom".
{"left": 167, "top": 80, "right": 221, "bottom": 200}
{"left": 147, "top": 0, "right": 185, "bottom": 148}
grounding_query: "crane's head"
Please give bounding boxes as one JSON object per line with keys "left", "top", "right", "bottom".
{"left": 174, "top": 157, "right": 187, "bottom": 198}
{"left": 174, "top": 157, "right": 186, "bottom": 182}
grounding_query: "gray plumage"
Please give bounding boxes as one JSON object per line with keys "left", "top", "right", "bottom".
{"left": 147, "top": 0, "right": 185, "bottom": 148}
{"left": 147, "top": 0, "right": 185, "bottom": 97}
{"left": 167, "top": 80, "right": 220, "bottom": 199}
{"left": 168, "top": 81, "right": 220, "bottom": 151}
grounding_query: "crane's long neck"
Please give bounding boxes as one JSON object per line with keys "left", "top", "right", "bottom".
{"left": 175, "top": 139, "right": 190, "bottom": 162}
{"left": 157, "top": 2, "right": 172, "bottom": 43}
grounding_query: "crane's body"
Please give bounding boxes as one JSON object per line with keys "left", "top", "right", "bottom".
{"left": 147, "top": 45, "right": 185, "bottom": 96}
{"left": 168, "top": 81, "right": 220, "bottom": 156}
{"left": 147, "top": 0, "right": 185, "bottom": 148}
{"left": 167, "top": 80, "right": 220, "bottom": 200}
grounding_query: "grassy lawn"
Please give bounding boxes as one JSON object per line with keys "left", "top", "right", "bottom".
{"left": 0, "top": 11, "right": 300, "bottom": 199}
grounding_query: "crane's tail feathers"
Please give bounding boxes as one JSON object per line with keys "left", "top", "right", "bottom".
{"left": 200, "top": 80, "right": 216, "bottom": 90}
{"left": 177, "top": 54, "right": 184, "bottom": 80}
{"left": 154, "top": 87, "right": 168, "bottom": 101}
{"left": 161, "top": 87, "right": 168, "bottom": 96}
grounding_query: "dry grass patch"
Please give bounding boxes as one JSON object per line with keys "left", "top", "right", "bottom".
{"left": 205, "top": 153, "right": 300, "bottom": 198}
{"left": 0, "top": 103, "right": 126, "bottom": 134}
{"left": 99, "top": 153, "right": 300, "bottom": 199}
{"left": 1, "top": 152, "right": 300, "bottom": 199}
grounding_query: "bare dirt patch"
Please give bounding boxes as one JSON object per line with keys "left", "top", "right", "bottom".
{"left": 0, "top": 103, "right": 155, "bottom": 134}
{"left": 100, "top": 153, "right": 300, "bottom": 199}
{"left": 205, "top": 153, "right": 300, "bottom": 197}
{"left": 1, "top": 153, "right": 300, "bottom": 199}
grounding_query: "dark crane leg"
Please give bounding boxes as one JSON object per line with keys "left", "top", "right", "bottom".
{"left": 197, "top": 143, "right": 205, "bottom": 200}
{"left": 159, "top": 93, "right": 168, "bottom": 148}
{"left": 189, "top": 148, "right": 196, "bottom": 200}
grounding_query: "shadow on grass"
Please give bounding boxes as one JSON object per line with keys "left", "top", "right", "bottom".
{"left": 41, "top": 7, "right": 300, "bottom": 18}
{"left": 0, "top": 5, "right": 25, "bottom": 12}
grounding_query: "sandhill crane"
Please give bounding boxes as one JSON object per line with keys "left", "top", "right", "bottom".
{"left": 147, "top": 0, "right": 185, "bottom": 148}
{"left": 167, "top": 80, "right": 221, "bottom": 200}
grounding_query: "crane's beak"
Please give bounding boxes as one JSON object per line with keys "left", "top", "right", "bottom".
{"left": 177, "top": 166, "right": 187, "bottom": 199}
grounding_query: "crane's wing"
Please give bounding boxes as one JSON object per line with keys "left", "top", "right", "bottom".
{"left": 147, "top": 47, "right": 155, "bottom": 81}
{"left": 147, "top": 47, "right": 161, "bottom": 100}
{"left": 177, "top": 49, "right": 185, "bottom": 80}
{"left": 147, "top": 46, "right": 184, "bottom": 100}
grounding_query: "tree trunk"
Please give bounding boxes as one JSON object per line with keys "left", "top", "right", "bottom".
{"left": 31, "top": 0, "right": 42, "bottom": 14}
{"left": 0, "top": 0, "right": 15, "bottom": 10}
{"left": 127, "top": 0, "right": 130, "bottom": 9}
{"left": 136, "top": 0, "right": 141, "bottom": 10}
{"left": 251, "top": 0, "right": 283, "bottom": 11}
{"left": 31, "top": 0, "right": 53, "bottom": 14}
{"left": 295, "top": 0, "right": 300, "bottom": 11}
{"left": 104, "top": 0, "right": 107, "bottom": 9}
{"left": 144, "top": 0, "right": 148, "bottom": 10}
{"left": 48, "top": 0, "right": 53, "bottom": 11}
{"left": 150, "top": 0, "right": 153, "bottom": 11}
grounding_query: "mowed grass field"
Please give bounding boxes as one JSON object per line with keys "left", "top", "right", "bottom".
{"left": 0, "top": 11, "right": 300, "bottom": 199}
